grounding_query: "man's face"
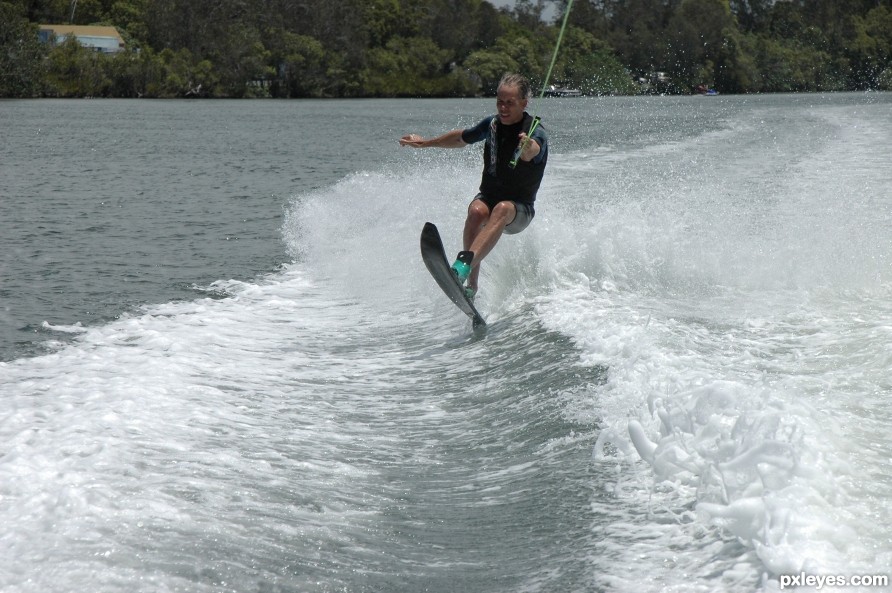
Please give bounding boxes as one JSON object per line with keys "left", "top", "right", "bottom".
{"left": 496, "top": 84, "right": 527, "bottom": 125}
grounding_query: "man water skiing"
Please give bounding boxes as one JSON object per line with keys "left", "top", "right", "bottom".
{"left": 399, "top": 73, "right": 548, "bottom": 300}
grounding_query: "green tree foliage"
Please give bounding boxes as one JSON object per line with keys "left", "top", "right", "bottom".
{"left": 465, "top": 45, "right": 521, "bottom": 96}
{"left": 361, "top": 36, "right": 477, "bottom": 97}
{"left": 744, "top": 35, "right": 840, "bottom": 92}
{"left": 848, "top": 5, "right": 892, "bottom": 89}
{"left": 43, "top": 36, "right": 110, "bottom": 96}
{"left": 553, "top": 27, "right": 637, "bottom": 95}
{"left": 265, "top": 30, "right": 328, "bottom": 98}
{"left": 103, "top": 47, "right": 163, "bottom": 97}
{"left": 665, "top": 0, "right": 737, "bottom": 89}
{"left": 107, "top": 0, "right": 150, "bottom": 47}
{"left": 465, "top": 31, "right": 545, "bottom": 95}
{"left": 0, "top": 1, "right": 47, "bottom": 97}
{"left": 3, "top": 0, "right": 892, "bottom": 97}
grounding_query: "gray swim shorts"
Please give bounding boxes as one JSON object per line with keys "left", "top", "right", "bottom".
{"left": 470, "top": 193, "right": 535, "bottom": 235}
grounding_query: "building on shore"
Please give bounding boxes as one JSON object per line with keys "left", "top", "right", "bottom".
{"left": 38, "top": 25, "right": 125, "bottom": 54}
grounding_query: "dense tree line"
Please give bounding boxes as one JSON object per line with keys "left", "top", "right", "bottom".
{"left": 1, "top": 0, "right": 890, "bottom": 98}
{"left": 565, "top": 0, "right": 892, "bottom": 93}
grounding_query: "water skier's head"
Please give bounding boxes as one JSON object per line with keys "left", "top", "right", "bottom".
{"left": 496, "top": 73, "right": 530, "bottom": 125}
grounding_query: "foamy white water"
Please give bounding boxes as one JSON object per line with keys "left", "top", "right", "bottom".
{"left": 531, "top": 94, "right": 892, "bottom": 591}
{"left": 1, "top": 94, "right": 890, "bottom": 592}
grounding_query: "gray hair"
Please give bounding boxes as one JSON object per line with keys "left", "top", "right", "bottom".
{"left": 498, "top": 73, "right": 532, "bottom": 101}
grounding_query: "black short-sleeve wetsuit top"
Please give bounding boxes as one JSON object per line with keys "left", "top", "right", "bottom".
{"left": 461, "top": 112, "right": 548, "bottom": 208}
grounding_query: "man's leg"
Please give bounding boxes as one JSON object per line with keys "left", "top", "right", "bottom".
{"left": 461, "top": 200, "right": 516, "bottom": 290}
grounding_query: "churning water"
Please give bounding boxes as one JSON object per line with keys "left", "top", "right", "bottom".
{"left": 1, "top": 94, "right": 890, "bottom": 592}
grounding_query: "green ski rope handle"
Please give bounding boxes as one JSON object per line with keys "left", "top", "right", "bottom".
{"left": 509, "top": 0, "right": 575, "bottom": 168}
{"left": 509, "top": 116, "right": 541, "bottom": 168}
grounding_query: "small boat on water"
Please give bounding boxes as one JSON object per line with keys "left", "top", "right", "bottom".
{"left": 543, "top": 85, "right": 582, "bottom": 97}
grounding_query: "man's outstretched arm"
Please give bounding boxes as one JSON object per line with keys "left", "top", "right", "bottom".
{"left": 399, "top": 129, "right": 467, "bottom": 148}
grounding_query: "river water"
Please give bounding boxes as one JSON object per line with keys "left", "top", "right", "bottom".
{"left": 1, "top": 94, "right": 890, "bottom": 592}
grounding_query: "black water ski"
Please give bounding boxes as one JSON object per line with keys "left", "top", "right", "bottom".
{"left": 420, "top": 222, "right": 486, "bottom": 329}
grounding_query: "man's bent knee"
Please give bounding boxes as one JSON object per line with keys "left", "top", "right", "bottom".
{"left": 490, "top": 201, "right": 517, "bottom": 225}
{"left": 468, "top": 200, "right": 490, "bottom": 217}
{"left": 467, "top": 199, "right": 491, "bottom": 226}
